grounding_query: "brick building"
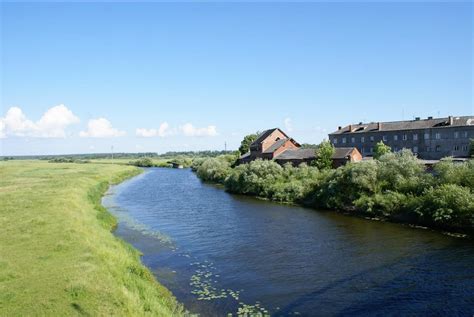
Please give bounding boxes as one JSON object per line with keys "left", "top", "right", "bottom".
{"left": 239, "top": 128, "right": 362, "bottom": 167}
{"left": 328, "top": 116, "right": 474, "bottom": 160}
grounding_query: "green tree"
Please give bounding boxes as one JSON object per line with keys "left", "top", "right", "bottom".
{"left": 238, "top": 133, "right": 259, "bottom": 155}
{"left": 373, "top": 141, "right": 391, "bottom": 160}
{"left": 313, "top": 140, "right": 335, "bottom": 170}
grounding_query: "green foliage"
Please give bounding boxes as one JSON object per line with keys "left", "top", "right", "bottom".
{"left": 225, "top": 160, "right": 321, "bottom": 203}
{"left": 373, "top": 141, "right": 391, "bottom": 160}
{"left": 194, "top": 148, "right": 474, "bottom": 232}
{"left": 313, "top": 140, "right": 335, "bottom": 170}
{"left": 238, "top": 133, "right": 259, "bottom": 155}
{"left": 196, "top": 157, "right": 233, "bottom": 183}
{"left": 416, "top": 184, "right": 474, "bottom": 226}
{"left": 377, "top": 149, "right": 429, "bottom": 194}
{"left": 49, "top": 157, "right": 90, "bottom": 164}
{"left": 434, "top": 158, "right": 474, "bottom": 189}
{"left": 129, "top": 157, "right": 154, "bottom": 167}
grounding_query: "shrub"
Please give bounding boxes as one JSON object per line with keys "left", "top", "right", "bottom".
{"left": 373, "top": 141, "right": 391, "bottom": 160}
{"left": 129, "top": 158, "right": 154, "bottom": 167}
{"left": 434, "top": 158, "right": 474, "bottom": 190}
{"left": 196, "top": 158, "right": 232, "bottom": 183}
{"left": 416, "top": 184, "right": 474, "bottom": 227}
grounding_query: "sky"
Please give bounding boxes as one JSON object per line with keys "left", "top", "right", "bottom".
{"left": 1, "top": 1, "right": 472, "bottom": 155}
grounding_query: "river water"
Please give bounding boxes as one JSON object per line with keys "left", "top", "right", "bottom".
{"left": 102, "top": 168, "right": 474, "bottom": 316}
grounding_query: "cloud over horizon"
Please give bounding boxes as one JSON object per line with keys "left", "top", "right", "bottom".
{"left": 79, "top": 118, "right": 126, "bottom": 138}
{"left": 0, "top": 104, "right": 80, "bottom": 138}
{"left": 136, "top": 122, "right": 172, "bottom": 137}
{"left": 179, "top": 123, "right": 218, "bottom": 137}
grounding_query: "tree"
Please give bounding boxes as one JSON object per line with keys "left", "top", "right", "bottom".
{"left": 313, "top": 140, "right": 335, "bottom": 170}
{"left": 470, "top": 139, "right": 474, "bottom": 157}
{"left": 238, "top": 133, "right": 259, "bottom": 155}
{"left": 373, "top": 141, "right": 391, "bottom": 160}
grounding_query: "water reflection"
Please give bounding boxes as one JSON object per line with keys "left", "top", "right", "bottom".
{"left": 103, "top": 168, "right": 474, "bottom": 316}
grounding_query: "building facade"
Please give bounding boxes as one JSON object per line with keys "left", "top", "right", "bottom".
{"left": 328, "top": 116, "right": 474, "bottom": 160}
{"left": 239, "top": 128, "right": 362, "bottom": 166}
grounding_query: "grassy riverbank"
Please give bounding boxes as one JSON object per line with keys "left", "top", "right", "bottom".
{"left": 0, "top": 161, "right": 184, "bottom": 316}
{"left": 194, "top": 151, "right": 474, "bottom": 235}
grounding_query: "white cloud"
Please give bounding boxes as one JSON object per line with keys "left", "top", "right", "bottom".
{"left": 136, "top": 122, "right": 172, "bottom": 137}
{"left": 284, "top": 117, "right": 293, "bottom": 132}
{"left": 180, "top": 123, "right": 218, "bottom": 137}
{"left": 0, "top": 119, "right": 6, "bottom": 138}
{"left": 0, "top": 104, "right": 79, "bottom": 138}
{"left": 79, "top": 118, "right": 126, "bottom": 138}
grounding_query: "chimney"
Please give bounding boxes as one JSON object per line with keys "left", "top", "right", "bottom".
{"left": 448, "top": 116, "right": 453, "bottom": 125}
{"left": 415, "top": 117, "right": 420, "bottom": 121}
{"left": 338, "top": 126, "right": 342, "bottom": 130}
{"left": 428, "top": 116, "right": 433, "bottom": 120}
{"left": 348, "top": 124, "right": 353, "bottom": 132}
{"left": 377, "top": 122, "right": 382, "bottom": 130}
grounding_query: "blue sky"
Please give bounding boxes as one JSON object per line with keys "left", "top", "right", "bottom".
{"left": 1, "top": 1, "right": 472, "bottom": 155}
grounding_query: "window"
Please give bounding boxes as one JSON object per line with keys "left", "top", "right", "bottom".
{"left": 413, "top": 146, "right": 418, "bottom": 153}
{"left": 370, "top": 147, "right": 373, "bottom": 153}
{"left": 351, "top": 137, "right": 355, "bottom": 143}
{"left": 403, "top": 134, "right": 408, "bottom": 141}
{"left": 426, "top": 146, "right": 431, "bottom": 152}
{"left": 463, "top": 131, "right": 468, "bottom": 138}
{"left": 413, "top": 134, "right": 418, "bottom": 141}
{"left": 435, "top": 145, "right": 441, "bottom": 152}
{"left": 454, "top": 132, "right": 459, "bottom": 139}
{"left": 454, "top": 145, "right": 460, "bottom": 151}
{"left": 424, "top": 133, "right": 430, "bottom": 140}
{"left": 361, "top": 136, "right": 365, "bottom": 143}
{"left": 394, "top": 147, "right": 399, "bottom": 152}
{"left": 370, "top": 136, "right": 374, "bottom": 142}
{"left": 383, "top": 135, "right": 387, "bottom": 142}
{"left": 342, "top": 137, "right": 346, "bottom": 144}
{"left": 333, "top": 138, "right": 338, "bottom": 144}
{"left": 394, "top": 135, "right": 398, "bottom": 141}
{"left": 462, "top": 145, "right": 468, "bottom": 151}
{"left": 435, "top": 133, "right": 441, "bottom": 140}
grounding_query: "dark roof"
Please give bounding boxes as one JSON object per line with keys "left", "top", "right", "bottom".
{"left": 275, "top": 148, "right": 316, "bottom": 160}
{"left": 263, "top": 138, "right": 300, "bottom": 154}
{"left": 329, "top": 116, "right": 474, "bottom": 135}
{"left": 251, "top": 128, "right": 289, "bottom": 146}
{"left": 332, "top": 147, "right": 357, "bottom": 159}
{"left": 239, "top": 152, "right": 251, "bottom": 159}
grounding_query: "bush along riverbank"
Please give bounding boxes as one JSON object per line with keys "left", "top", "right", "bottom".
{"left": 193, "top": 150, "right": 474, "bottom": 236}
{"left": 0, "top": 161, "right": 185, "bottom": 316}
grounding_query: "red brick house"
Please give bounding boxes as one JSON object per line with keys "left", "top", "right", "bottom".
{"left": 239, "top": 128, "right": 362, "bottom": 167}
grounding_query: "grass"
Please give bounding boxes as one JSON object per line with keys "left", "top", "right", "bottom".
{"left": 0, "top": 160, "right": 185, "bottom": 316}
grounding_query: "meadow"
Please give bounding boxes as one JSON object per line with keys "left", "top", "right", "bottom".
{"left": 0, "top": 160, "right": 184, "bottom": 316}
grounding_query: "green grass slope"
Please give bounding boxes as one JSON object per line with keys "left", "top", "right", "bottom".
{"left": 0, "top": 161, "right": 184, "bottom": 316}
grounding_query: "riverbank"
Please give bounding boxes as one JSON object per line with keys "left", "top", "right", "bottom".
{"left": 0, "top": 161, "right": 184, "bottom": 316}
{"left": 193, "top": 151, "right": 474, "bottom": 237}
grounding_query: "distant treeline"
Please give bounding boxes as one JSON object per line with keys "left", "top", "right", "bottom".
{"left": 193, "top": 151, "right": 474, "bottom": 235}
{"left": 1, "top": 150, "right": 237, "bottom": 161}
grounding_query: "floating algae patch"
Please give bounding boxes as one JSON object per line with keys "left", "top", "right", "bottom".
{"left": 186, "top": 260, "right": 270, "bottom": 316}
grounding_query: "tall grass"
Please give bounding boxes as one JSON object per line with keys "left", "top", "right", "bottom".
{"left": 0, "top": 160, "right": 184, "bottom": 316}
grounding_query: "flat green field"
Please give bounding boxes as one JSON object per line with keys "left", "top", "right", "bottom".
{"left": 0, "top": 161, "right": 184, "bottom": 316}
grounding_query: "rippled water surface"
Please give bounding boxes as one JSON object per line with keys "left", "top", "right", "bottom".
{"left": 103, "top": 168, "right": 474, "bottom": 316}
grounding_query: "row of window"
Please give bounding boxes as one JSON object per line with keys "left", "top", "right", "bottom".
{"left": 361, "top": 144, "right": 469, "bottom": 154}
{"left": 333, "top": 131, "right": 470, "bottom": 145}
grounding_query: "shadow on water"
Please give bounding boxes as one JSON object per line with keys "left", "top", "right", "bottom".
{"left": 104, "top": 168, "right": 474, "bottom": 316}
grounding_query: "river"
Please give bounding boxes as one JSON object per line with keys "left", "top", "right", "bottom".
{"left": 102, "top": 168, "right": 474, "bottom": 316}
